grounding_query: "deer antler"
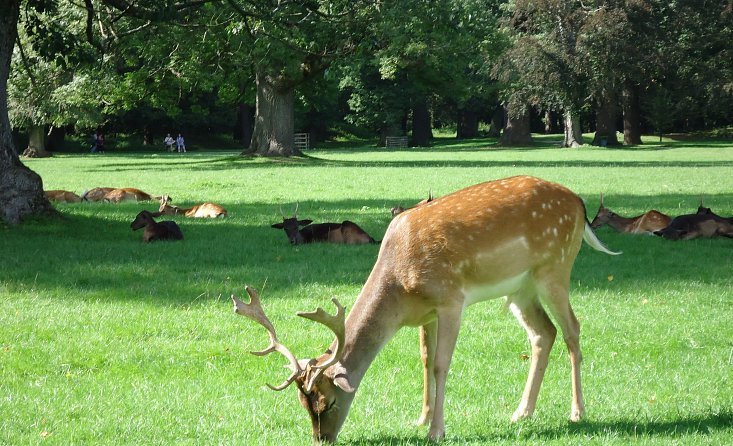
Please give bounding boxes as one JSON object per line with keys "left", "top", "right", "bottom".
{"left": 297, "top": 298, "right": 346, "bottom": 391}
{"left": 232, "top": 286, "right": 303, "bottom": 391}
{"left": 293, "top": 202, "right": 299, "bottom": 217}
{"left": 600, "top": 193, "right": 604, "bottom": 207}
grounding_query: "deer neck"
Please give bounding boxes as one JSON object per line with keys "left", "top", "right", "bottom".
{"left": 336, "top": 274, "right": 404, "bottom": 387}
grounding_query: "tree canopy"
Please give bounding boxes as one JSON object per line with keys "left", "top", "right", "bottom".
{"left": 2, "top": 0, "right": 732, "bottom": 223}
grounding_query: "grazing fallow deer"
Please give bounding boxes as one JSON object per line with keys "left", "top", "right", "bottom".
{"left": 233, "top": 176, "right": 620, "bottom": 444}
{"left": 44, "top": 190, "right": 82, "bottom": 202}
{"left": 158, "top": 195, "right": 227, "bottom": 218}
{"left": 103, "top": 188, "right": 159, "bottom": 203}
{"left": 590, "top": 194, "right": 671, "bottom": 234}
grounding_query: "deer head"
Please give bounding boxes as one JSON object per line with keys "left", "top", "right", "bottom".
{"left": 232, "top": 287, "right": 354, "bottom": 444}
{"left": 271, "top": 203, "right": 312, "bottom": 245}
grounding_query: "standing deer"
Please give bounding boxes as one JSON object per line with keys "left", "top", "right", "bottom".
{"left": 158, "top": 195, "right": 227, "bottom": 218}
{"left": 590, "top": 194, "right": 671, "bottom": 234}
{"left": 233, "top": 176, "right": 620, "bottom": 443}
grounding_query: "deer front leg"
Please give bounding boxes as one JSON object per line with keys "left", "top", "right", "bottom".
{"left": 508, "top": 293, "right": 557, "bottom": 422}
{"left": 428, "top": 306, "right": 463, "bottom": 441}
{"left": 417, "top": 322, "right": 437, "bottom": 426}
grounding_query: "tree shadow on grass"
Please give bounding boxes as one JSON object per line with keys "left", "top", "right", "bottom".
{"left": 345, "top": 410, "right": 733, "bottom": 445}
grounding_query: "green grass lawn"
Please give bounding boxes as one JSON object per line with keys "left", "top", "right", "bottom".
{"left": 2, "top": 135, "right": 732, "bottom": 445}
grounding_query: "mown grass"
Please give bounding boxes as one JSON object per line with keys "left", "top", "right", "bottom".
{"left": 2, "top": 135, "right": 732, "bottom": 445}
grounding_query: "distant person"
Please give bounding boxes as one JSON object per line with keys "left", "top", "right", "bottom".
{"left": 89, "top": 132, "right": 98, "bottom": 153}
{"left": 96, "top": 131, "right": 105, "bottom": 153}
{"left": 164, "top": 133, "right": 175, "bottom": 152}
{"left": 176, "top": 134, "right": 186, "bottom": 153}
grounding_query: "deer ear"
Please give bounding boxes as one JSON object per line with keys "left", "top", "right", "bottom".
{"left": 329, "top": 364, "right": 355, "bottom": 393}
{"left": 298, "top": 219, "right": 313, "bottom": 226}
{"left": 271, "top": 223, "right": 285, "bottom": 229}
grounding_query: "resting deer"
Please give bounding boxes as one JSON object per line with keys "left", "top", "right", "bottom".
{"left": 104, "top": 188, "right": 159, "bottom": 203}
{"left": 233, "top": 176, "right": 620, "bottom": 444}
{"left": 81, "top": 187, "right": 115, "bottom": 202}
{"left": 130, "top": 210, "right": 183, "bottom": 242}
{"left": 158, "top": 195, "right": 227, "bottom": 218}
{"left": 272, "top": 204, "right": 377, "bottom": 245}
{"left": 45, "top": 190, "right": 82, "bottom": 203}
{"left": 589, "top": 194, "right": 671, "bottom": 234}
{"left": 390, "top": 191, "right": 434, "bottom": 218}
{"left": 655, "top": 196, "right": 733, "bottom": 240}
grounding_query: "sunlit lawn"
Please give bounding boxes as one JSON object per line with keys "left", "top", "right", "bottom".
{"left": 2, "top": 134, "right": 732, "bottom": 444}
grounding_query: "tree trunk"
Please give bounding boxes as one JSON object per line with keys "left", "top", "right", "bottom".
{"left": 488, "top": 106, "right": 503, "bottom": 137}
{"left": 543, "top": 110, "right": 559, "bottom": 133}
{"left": 456, "top": 108, "right": 479, "bottom": 138}
{"left": 0, "top": 0, "right": 56, "bottom": 224}
{"left": 411, "top": 99, "right": 431, "bottom": 147}
{"left": 592, "top": 95, "right": 619, "bottom": 146}
{"left": 498, "top": 104, "right": 533, "bottom": 146}
{"left": 247, "top": 71, "right": 298, "bottom": 157}
{"left": 22, "top": 124, "right": 51, "bottom": 158}
{"left": 562, "top": 110, "right": 584, "bottom": 148}
{"left": 622, "top": 82, "right": 643, "bottom": 145}
{"left": 235, "top": 102, "right": 254, "bottom": 149}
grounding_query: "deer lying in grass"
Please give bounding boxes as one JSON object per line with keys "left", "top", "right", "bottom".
{"left": 158, "top": 195, "right": 227, "bottom": 218}
{"left": 45, "top": 190, "right": 82, "bottom": 203}
{"left": 234, "top": 176, "right": 620, "bottom": 444}
{"left": 81, "top": 187, "right": 115, "bottom": 202}
{"left": 655, "top": 196, "right": 733, "bottom": 240}
{"left": 390, "top": 191, "right": 434, "bottom": 218}
{"left": 589, "top": 194, "right": 671, "bottom": 234}
{"left": 130, "top": 210, "right": 183, "bottom": 242}
{"left": 272, "top": 204, "right": 377, "bottom": 245}
{"left": 104, "top": 188, "right": 159, "bottom": 203}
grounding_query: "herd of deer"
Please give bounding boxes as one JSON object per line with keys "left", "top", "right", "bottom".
{"left": 44, "top": 176, "right": 731, "bottom": 444}
{"left": 590, "top": 193, "right": 733, "bottom": 240}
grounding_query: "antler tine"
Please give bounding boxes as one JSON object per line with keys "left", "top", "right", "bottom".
{"left": 232, "top": 286, "right": 303, "bottom": 391}
{"left": 297, "top": 298, "right": 346, "bottom": 372}
{"left": 600, "top": 193, "right": 604, "bottom": 206}
{"left": 293, "top": 202, "right": 299, "bottom": 217}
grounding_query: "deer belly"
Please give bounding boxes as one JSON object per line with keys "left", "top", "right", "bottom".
{"left": 461, "top": 271, "right": 530, "bottom": 307}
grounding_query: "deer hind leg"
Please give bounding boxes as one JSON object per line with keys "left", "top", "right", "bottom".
{"left": 417, "top": 322, "right": 437, "bottom": 426}
{"left": 428, "top": 304, "right": 463, "bottom": 441}
{"left": 537, "top": 271, "right": 585, "bottom": 422}
{"left": 508, "top": 290, "right": 557, "bottom": 422}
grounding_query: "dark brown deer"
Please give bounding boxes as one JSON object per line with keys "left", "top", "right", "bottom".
{"left": 390, "top": 191, "right": 434, "bottom": 218}
{"left": 272, "top": 205, "right": 377, "bottom": 245}
{"left": 656, "top": 196, "right": 733, "bottom": 240}
{"left": 130, "top": 210, "right": 184, "bottom": 242}
{"left": 45, "top": 190, "right": 81, "bottom": 203}
{"left": 589, "top": 194, "right": 671, "bottom": 234}
{"left": 158, "top": 195, "right": 227, "bottom": 218}
{"left": 234, "top": 176, "right": 620, "bottom": 444}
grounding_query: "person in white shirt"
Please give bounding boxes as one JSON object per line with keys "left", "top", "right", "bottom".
{"left": 164, "top": 134, "right": 175, "bottom": 152}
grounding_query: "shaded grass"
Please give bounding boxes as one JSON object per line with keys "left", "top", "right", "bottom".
{"left": 2, "top": 135, "right": 732, "bottom": 445}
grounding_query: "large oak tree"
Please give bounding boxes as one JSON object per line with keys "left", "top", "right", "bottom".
{"left": 0, "top": 0, "right": 56, "bottom": 225}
